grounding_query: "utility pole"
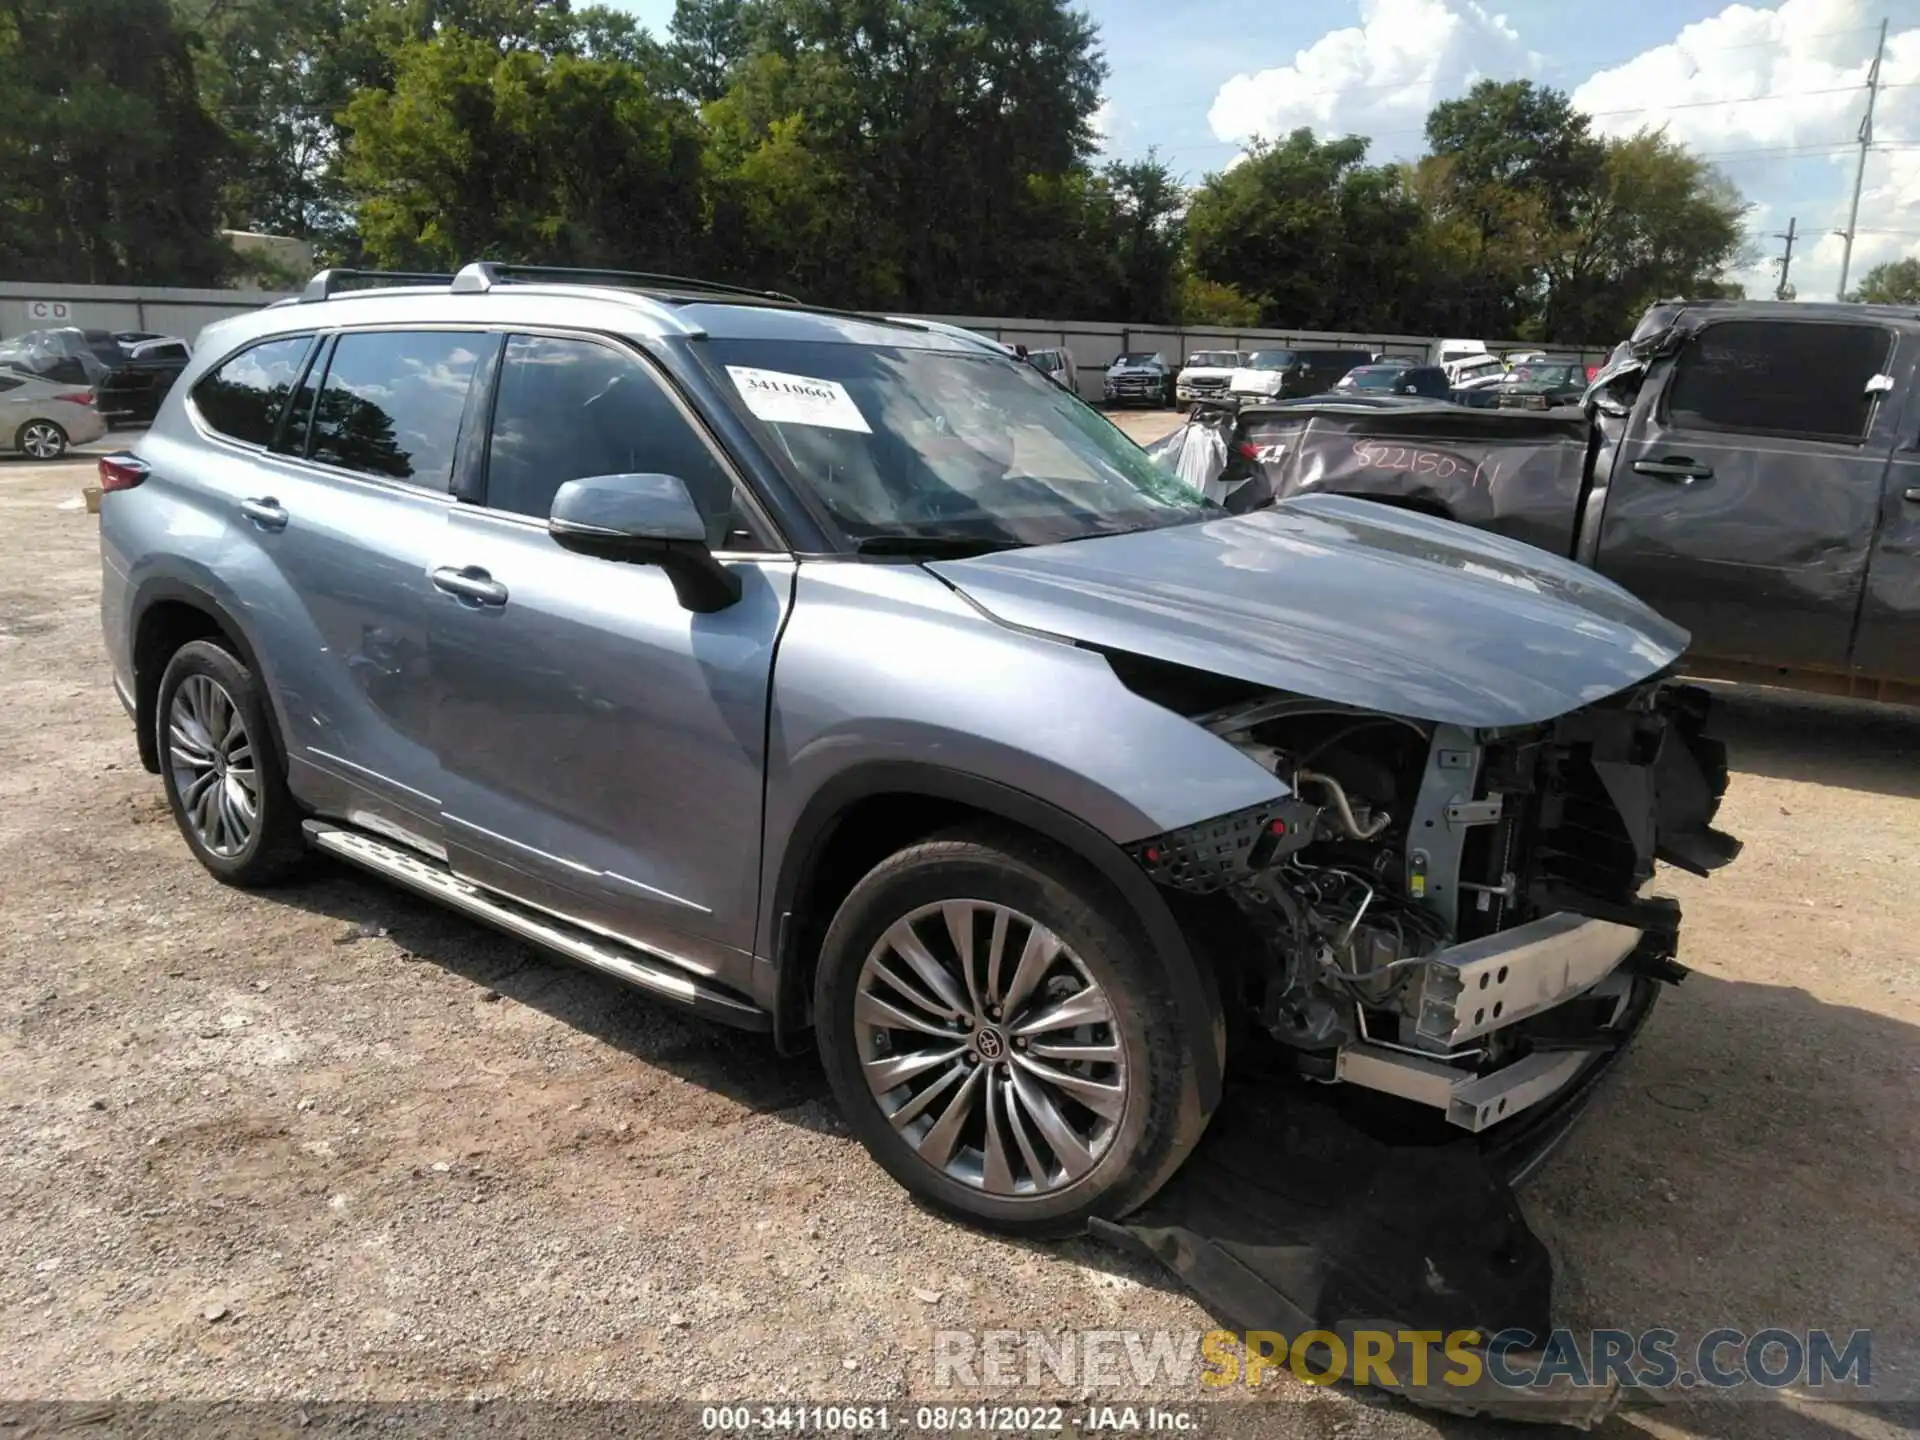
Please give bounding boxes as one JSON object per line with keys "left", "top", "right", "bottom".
{"left": 1836, "top": 17, "right": 1888, "bottom": 300}
{"left": 1774, "top": 217, "right": 1798, "bottom": 300}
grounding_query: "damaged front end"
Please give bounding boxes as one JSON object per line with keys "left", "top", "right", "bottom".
{"left": 1130, "top": 678, "right": 1740, "bottom": 1147}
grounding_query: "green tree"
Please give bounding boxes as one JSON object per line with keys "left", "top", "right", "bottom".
{"left": 1535, "top": 131, "right": 1748, "bottom": 342}
{"left": 173, "top": 0, "right": 354, "bottom": 252}
{"left": 711, "top": 0, "right": 1106, "bottom": 310}
{"left": 340, "top": 33, "right": 705, "bottom": 271}
{"left": 1100, "top": 155, "right": 1186, "bottom": 323}
{"left": 0, "top": 0, "right": 232, "bottom": 283}
{"left": 1184, "top": 130, "right": 1427, "bottom": 330}
{"left": 1848, "top": 257, "right": 1920, "bottom": 305}
{"left": 178, "top": 0, "right": 669, "bottom": 265}
{"left": 1176, "top": 273, "right": 1260, "bottom": 326}
{"left": 667, "top": 0, "right": 755, "bottom": 102}
{"left": 1419, "top": 79, "right": 1607, "bottom": 335}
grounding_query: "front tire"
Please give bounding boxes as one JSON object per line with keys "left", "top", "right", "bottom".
{"left": 815, "top": 827, "right": 1212, "bottom": 1235}
{"left": 17, "top": 420, "right": 67, "bottom": 460}
{"left": 156, "top": 639, "right": 307, "bottom": 887}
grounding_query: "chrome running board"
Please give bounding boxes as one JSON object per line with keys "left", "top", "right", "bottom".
{"left": 303, "top": 820, "right": 768, "bottom": 1030}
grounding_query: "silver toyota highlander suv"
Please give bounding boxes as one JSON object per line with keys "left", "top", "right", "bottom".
{"left": 99, "top": 264, "right": 1738, "bottom": 1234}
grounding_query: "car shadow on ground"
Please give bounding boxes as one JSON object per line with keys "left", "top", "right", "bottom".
{"left": 255, "top": 671, "right": 1917, "bottom": 1435}
{"left": 269, "top": 860, "right": 1920, "bottom": 1435}
{"left": 1702, "top": 683, "right": 1920, "bottom": 800}
{"left": 275, "top": 864, "right": 835, "bottom": 1122}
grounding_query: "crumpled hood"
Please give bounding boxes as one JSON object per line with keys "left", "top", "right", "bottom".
{"left": 928, "top": 494, "right": 1689, "bottom": 728}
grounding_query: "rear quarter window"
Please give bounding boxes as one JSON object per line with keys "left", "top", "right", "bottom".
{"left": 191, "top": 335, "right": 315, "bottom": 447}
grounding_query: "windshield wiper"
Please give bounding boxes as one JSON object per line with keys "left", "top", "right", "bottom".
{"left": 852, "top": 535, "right": 1025, "bottom": 558}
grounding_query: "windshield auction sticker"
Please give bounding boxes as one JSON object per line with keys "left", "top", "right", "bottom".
{"left": 726, "top": 366, "right": 872, "bottom": 433}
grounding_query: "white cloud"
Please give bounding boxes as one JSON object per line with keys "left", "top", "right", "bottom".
{"left": 1200, "top": 0, "right": 1920, "bottom": 299}
{"left": 1207, "top": 0, "right": 1536, "bottom": 152}
{"left": 1091, "top": 99, "right": 1117, "bottom": 152}
{"left": 1571, "top": 0, "right": 1920, "bottom": 299}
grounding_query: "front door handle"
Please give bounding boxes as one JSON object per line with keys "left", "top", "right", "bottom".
{"left": 431, "top": 565, "right": 509, "bottom": 607}
{"left": 1633, "top": 458, "right": 1714, "bottom": 483}
{"left": 1904, "top": 486, "right": 1920, "bottom": 503}
{"left": 239, "top": 496, "right": 288, "bottom": 530}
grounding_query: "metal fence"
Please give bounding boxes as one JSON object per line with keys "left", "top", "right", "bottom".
{"left": 1, "top": 281, "right": 1612, "bottom": 406}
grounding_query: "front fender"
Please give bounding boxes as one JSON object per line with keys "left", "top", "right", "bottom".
{"left": 759, "top": 561, "right": 1282, "bottom": 1103}
{"left": 763, "top": 561, "right": 1285, "bottom": 858}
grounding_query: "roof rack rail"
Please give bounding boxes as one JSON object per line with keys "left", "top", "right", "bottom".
{"left": 299, "top": 268, "right": 457, "bottom": 303}
{"left": 450, "top": 260, "right": 800, "bottom": 305}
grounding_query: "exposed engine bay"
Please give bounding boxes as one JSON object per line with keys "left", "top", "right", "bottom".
{"left": 1131, "top": 679, "right": 1741, "bottom": 1133}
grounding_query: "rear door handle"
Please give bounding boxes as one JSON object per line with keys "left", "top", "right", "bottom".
{"left": 239, "top": 496, "right": 288, "bottom": 530}
{"left": 1628, "top": 462, "right": 1720, "bottom": 485}
{"left": 1904, "top": 486, "right": 1920, "bottom": 503}
{"left": 1633, "top": 458, "right": 1714, "bottom": 483}
{"left": 432, "top": 565, "right": 509, "bottom": 607}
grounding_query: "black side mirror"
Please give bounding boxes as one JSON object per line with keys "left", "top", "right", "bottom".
{"left": 548, "top": 473, "right": 742, "bottom": 614}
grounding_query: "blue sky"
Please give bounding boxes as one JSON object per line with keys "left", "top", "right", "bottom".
{"left": 609, "top": 0, "right": 1920, "bottom": 299}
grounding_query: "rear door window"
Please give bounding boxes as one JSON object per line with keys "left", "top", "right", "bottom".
{"left": 1665, "top": 321, "right": 1891, "bottom": 442}
{"left": 307, "top": 330, "right": 483, "bottom": 489}
{"left": 191, "top": 335, "right": 315, "bottom": 447}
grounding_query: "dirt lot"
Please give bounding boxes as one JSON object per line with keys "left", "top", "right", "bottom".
{"left": 2, "top": 435, "right": 1917, "bottom": 1438}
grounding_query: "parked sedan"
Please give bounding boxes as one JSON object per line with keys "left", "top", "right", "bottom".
{"left": 0, "top": 368, "right": 108, "bottom": 459}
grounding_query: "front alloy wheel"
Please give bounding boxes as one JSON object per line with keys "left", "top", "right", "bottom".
{"left": 854, "top": 900, "right": 1127, "bottom": 1196}
{"left": 18, "top": 420, "right": 66, "bottom": 460}
{"left": 816, "top": 827, "right": 1215, "bottom": 1234}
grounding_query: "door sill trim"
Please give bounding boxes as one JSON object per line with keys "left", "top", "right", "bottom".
{"left": 303, "top": 820, "right": 768, "bottom": 1030}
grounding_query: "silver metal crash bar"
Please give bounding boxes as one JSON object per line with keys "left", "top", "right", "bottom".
{"left": 1414, "top": 912, "right": 1640, "bottom": 1047}
{"left": 1330, "top": 912, "right": 1643, "bottom": 1133}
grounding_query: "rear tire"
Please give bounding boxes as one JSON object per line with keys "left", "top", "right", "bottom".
{"left": 156, "top": 639, "right": 307, "bottom": 887}
{"left": 17, "top": 420, "right": 67, "bottom": 460}
{"left": 815, "top": 826, "right": 1214, "bottom": 1235}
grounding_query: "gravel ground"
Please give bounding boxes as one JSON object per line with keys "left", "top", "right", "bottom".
{"left": 2, "top": 435, "right": 1917, "bottom": 1439}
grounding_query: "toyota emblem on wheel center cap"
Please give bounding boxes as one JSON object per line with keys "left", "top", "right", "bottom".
{"left": 974, "top": 1028, "right": 1006, "bottom": 1062}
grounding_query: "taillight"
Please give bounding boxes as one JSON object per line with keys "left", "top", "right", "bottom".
{"left": 98, "top": 454, "right": 149, "bottom": 492}
{"left": 54, "top": 389, "right": 95, "bottom": 406}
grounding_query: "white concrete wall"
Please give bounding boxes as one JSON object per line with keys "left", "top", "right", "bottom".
{"left": 0, "top": 281, "right": 288, "bottom": 347}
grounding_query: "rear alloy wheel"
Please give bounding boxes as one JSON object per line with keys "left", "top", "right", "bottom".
{"left": 816, "top": 828, "right": 1212, "bottom": 1234}
{"left": 17, "top": 420, "right": 66, "bottom": 460}
{"left": 156, "top": 639, "right": 307, "bottom": 887}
